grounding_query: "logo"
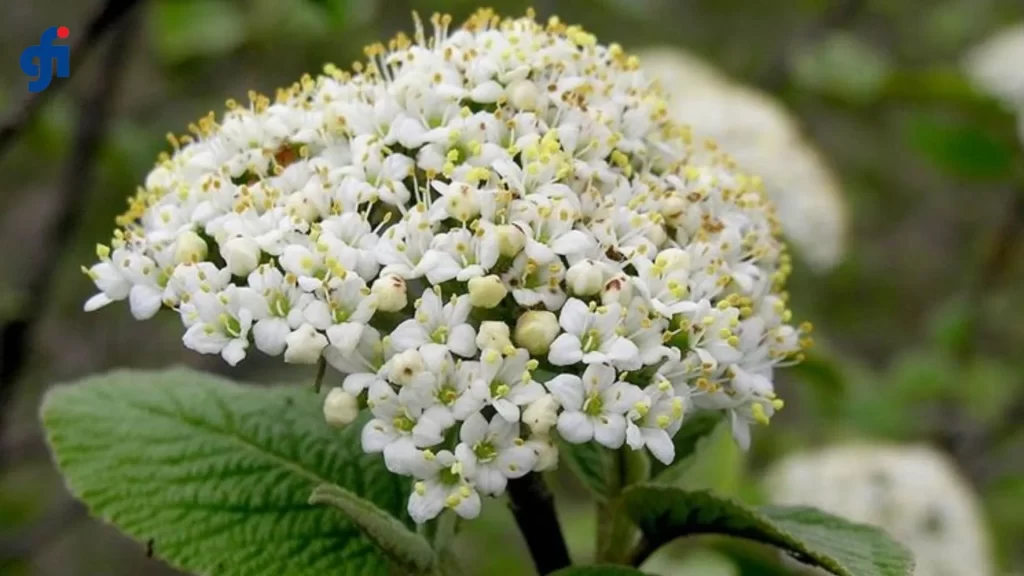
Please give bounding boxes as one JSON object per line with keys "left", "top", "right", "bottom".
{"left": 20, "top": 26, "right": 70, "bottom": 94}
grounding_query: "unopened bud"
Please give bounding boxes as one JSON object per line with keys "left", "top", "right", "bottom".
{"left": 566, "top": 259, "right": 604, "bottom": 296}
{"left": 371, "top": 274, "right": 407, "bottom": 312}
{"left": 496, "top": 224, "right": 526, "bottom": 257}
{"left": 523, "top": 394, "right": 559, "bottom": 434}
{"left": 514, "top": 310, "right": 560, "bottom": 356}
{"left": 284, "top": 323, "right": 327, "bottom": 364}
{"left": 507, "top": 79, "right": 540, "bottom": 111}
{"left": 468, "top": 275, "right": 508, "bottom": 308}
{"left": 174, "top": 230, "right": 208, "bottom": 264}
{"left": 529, "top": 435, "right": 559, "bottom": 471}
{"left": 222, "top": 236, "right": 261, "bottom": 276}
{"left": 390, "top": 349, "right": 425, "bottom": 386}
{"left": 601, "top": 273, "right": 633, "bottom": 306}
{"left": 476, "top": 321, "right": 512, "bottom": 351}
{"left": 323, "top": 388, "right": 359, "bottom": 427}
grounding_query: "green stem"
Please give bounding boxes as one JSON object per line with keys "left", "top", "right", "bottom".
{"left": 595, "top": 448, "right": 640, "bottom": 564}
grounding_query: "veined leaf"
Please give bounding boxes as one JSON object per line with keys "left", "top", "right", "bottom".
{"left": 309, "top": 483, "right": 435, "bottom": 573}
{"left": 558, "top": 439, "right": 611, "bottom": 502}
{"left": 551, "top": 566, "right": 654, "bottom": 576}
{"left": 42, "top": 368, "right": 411, "bottom": 576}
{"left": 623, "top": 485, "right": 914, "bottom": 576}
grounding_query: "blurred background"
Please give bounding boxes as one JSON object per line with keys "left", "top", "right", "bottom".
{"left": 1, "top": 0, "right": 1022, "bottom": 574}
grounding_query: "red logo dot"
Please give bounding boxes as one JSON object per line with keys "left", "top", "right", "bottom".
{"left": 57, "top": 26, "right": 69, "bottom": 39}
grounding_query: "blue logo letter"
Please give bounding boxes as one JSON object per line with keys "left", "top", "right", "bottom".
{"left": 20, "top": 27, "right": 70, "bottom": 94}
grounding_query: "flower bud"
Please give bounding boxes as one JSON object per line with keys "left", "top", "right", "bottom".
{"left": 468, "top": 275, "right": 508, "bottom": 308}
{"left": 661, "top": 194, "right": 687, "bottom": 225}
{"left": 528, "top": 434, "right": 559, "bottom": 471}
{"left": 371, "top": 274, "right": 407, "bottom": 312}
{"left": 476, "top": 321, "right": 512, "bottom": 351}
{"left": 222, "top": 236, "right": 262, "bottom": 276}
{"left": 447, "top": 184, "right": 481, "bottom": 222}
{"left": 285, "top": 192, "right": 318, "bottom": 221}
{"left": 566, "top": 259, "right": 604, "bottom": 296}
{"left": 173, "top": 230, "right": 208, "bottom": 264}
{"left": 390, "top": 349, "right": 425, "bottom": 386}
{"left": 507, "top": 79, "right": 540, "bottom": 111}
{"left": 514, "top": 310, "right": 559, "bottom": 356}
{"left": 522, "top": 394, "right": 559, "bottom": 434}
{"left": 284, "top": 323, "right": 327, "bottom": 364}
{"left": 323, "top": 388, "right": 359, "bottom": 427}
{"left": 601, "top": 273, "right": 633, "bottom": 305}
{"left": 646, "top": 224, "right": 667, "bottom": 247}
{"left": 496, "top": 224, "right": 526, "bottom": 257}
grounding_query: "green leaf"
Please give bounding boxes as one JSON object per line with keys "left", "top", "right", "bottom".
{"left": 652, "top": 421, "right": 742, "bottom": 495}
{"left": 42, "top": 368, "right": 411, "bottom": 576}
{"left": 558, "top": 439, "right": 611, "bottom": 502}
{"left": 649, "top": 412, "right": 722, "bottom": 480}
{"left": 902, "top": 111, "right": 1015, "bottom": 180}
{"left": 152, "top": 0, "right": 246, "bottom": 63}
{"left": 623, "top": 485, "right": 914, "bottom": 576}
{"left": 309, "top": 483, "right": 435, "bottom": 573}
{"left": 551, "top": 566, "right": 654, "bottom": 576}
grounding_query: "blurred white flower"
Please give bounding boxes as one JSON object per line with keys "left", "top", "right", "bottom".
{"left": 766, "top": 444, "right": 994, "bottom": 576}
{"left": 638, "top": 48, "right": 849, "bottom": 271}
{"left": 964, "top": 24, "right": 1024, "bottom": 107}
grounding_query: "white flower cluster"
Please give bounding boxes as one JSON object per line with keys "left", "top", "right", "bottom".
{"left": 83, "top": 10, "right": 809, "bottom": 524}
{"left": 638, "top": 48, "right": 849, "bottom": 272}
{"left": 766, "top": 444, "right": 994, "bottom": 576}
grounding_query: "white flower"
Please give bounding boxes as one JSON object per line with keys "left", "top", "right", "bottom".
{"left": 284, "top": 323, "right": 327, "bottom": 364}
{"left": 467, "top": 275, "right": 508, "bottom": 308}
{"left": 407, "top": 449, "right": 481, "bottom": 523}
{"left": 362, "top": 379, "right": 445, "bottom": 474}
{"left": 625, "top": 380, "right": 684, "bottom": 465}
{"left": 514, "top": 310, "right": 560, "bottom": 356}
{"left": 502, "top": 252, "right": 567, "bottom": 311}
{"left": 181, "top": 287, "right": 253, "bottom": 366}
{"left": 547, "top": 363, "right": 645, "bottom": 449}
{"left": 325, "top": 326, "right": 391, "bottom": 394}
{"left": 391, "top": 289, "right": 477, "bottom": 357}
{"left": 323, "top": 388, "right": 360, "bottom": 427}
{"left": 476, "top": 321, "right": 512, "bottom": 351}
{"left": 454, "top": 412, "right": 537, "bottom": 495}
{"left": 240, "top": 264, "right": 309, "bottom": 356}
{"left": 403, "top": 344, "right": 485, "bottom": 424}
{"left": 766, "top": 444, "right": 995, "bottom": 576}
{"left": 548, "top": 299, "right": 640, "bottom": 369}
{"left": 222, "top": 236, "right": 262, "bottom": 276}
{"left": 474, "top": 348, "right": 545, "bottom": 422}
{"left": 305, "top": 274, "right": 377, "bottom": 355}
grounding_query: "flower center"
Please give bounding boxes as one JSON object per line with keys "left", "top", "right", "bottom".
{"left": 581, "top": 329, "right": 601, "bottom": 353}
{"left": 473, "top": 440, "right": 498, "bottom": 463}
{"left": 489, "top": 379, "right": 510, "bottom": 399}
{"left": 430, "top": 325, "right": 449, "bottom": 344}
{"left": 269, "top": 291, "right": 291, "bottom": 318}
{"left": 331, "top": 305, "right": 350, "bottom": 323}
{"left": 392, "top": 414, "right": 416, "bottom": 433}
{"left": 438, "top": 466, "right": 461, "bottom": 486}
{"left": 220, "top": 314, "right": 242, "bottom": 338}
{"left": 437, "top": 384, "right": 458, "bottom": 406}
{"left": 583, "top": 391, "right": 604, "bottom": 416}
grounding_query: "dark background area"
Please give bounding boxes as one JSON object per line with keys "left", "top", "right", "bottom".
{"left": 1, "top": 0, "right": 1022, "bottom": 574}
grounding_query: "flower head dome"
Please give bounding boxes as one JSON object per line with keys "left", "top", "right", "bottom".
{"left": 766, "top": 444, "right": 994, "bottom": 576}
{"left": 83, "top": 10, "right": 810, "bottom": 522}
